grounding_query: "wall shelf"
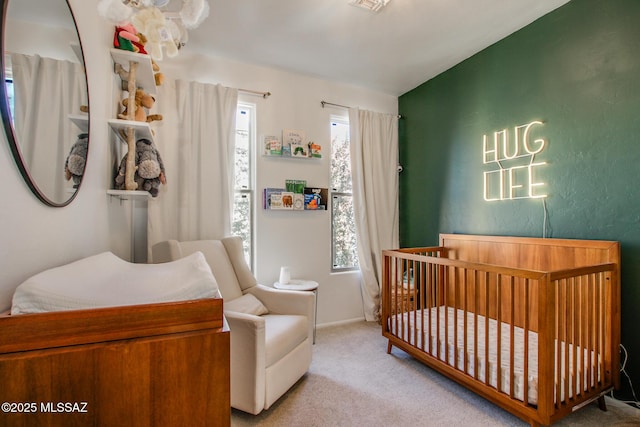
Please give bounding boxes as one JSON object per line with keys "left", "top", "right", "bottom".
{"left": 69, "top": 114, "right": 89, "bottom": 133}
{"left": 107, "top": 189, "right": 151, "bottom": 200}
{"left": 108, "top": 119, "right": 153, "bottom": 143}
{"left": 263, "top": 187, "right": 328, "bottom": 210}
{"left": 70, "top": 43, "right": 83, "bottom": 64}
{"left": 263, "top": 154, "right": 321, "bottom": 160}
{"left": 110, "top": 49, "right": 156, "bottom": 95}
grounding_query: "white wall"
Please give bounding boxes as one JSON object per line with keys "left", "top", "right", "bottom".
{"left": 0, "top": 1, "right": 398, "bottom": 324}
{"left": 0, "top": 0, "right": 122, "bottom": 311}
{"left": 157, "top": 54, "right": 397, "bottom": 325}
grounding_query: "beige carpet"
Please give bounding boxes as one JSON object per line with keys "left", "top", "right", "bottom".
{"left": 231, "top": 321, "right": 640, "bottom": 427}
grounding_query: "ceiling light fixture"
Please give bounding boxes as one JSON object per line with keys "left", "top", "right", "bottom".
{"left": 349, "top": 0, "right": 391, "bottom": 13}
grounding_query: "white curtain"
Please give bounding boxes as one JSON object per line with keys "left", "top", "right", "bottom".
{"left": 148, "top": 80, "right": 238, "bottom": 248}
{"left": 349, "top": 108, "right": 399, "bottom": 322}
{"left": 11, "top": 54, "right": 86, "bottom": 202}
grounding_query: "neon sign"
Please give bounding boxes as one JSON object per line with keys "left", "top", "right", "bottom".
{"left": 482, "top": 121, "right": 547, "bottom": 201}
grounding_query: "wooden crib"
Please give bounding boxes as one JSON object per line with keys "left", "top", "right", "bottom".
{"left": 382, "top": 234, "right": 620, "bottom": 427}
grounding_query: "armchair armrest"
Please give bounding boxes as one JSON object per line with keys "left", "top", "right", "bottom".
{"left": 247, "top": 284, "right": 314, "bottom": 318}
{"left": 223, "top": 311, "right": 266, "bottom": 414}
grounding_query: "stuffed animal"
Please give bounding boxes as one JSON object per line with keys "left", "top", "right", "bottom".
{"left": 179, "top": 0, "right": 210, "bottom": 29}
{"left": 117, "top": 31, "right": 164, "bottom": 85}
{"left": 130, "top": 30, "right": 148, "bottom": 55}
{"left": 114, "top": 138, "right": 166, "bottom": 197}
{"left": 98, "top": 0, "right": 134, "bottom": 25}
{"left": 132, "top": 7, "right": 179, "bottom": 61}
{"left": 113, "top": 23, "right": 140, "bottom": 52}
{"left": 118, "top": 88, "right": 162, "bottom": 123}
{"left": 64, "top": 133, "right": 89, "bottom": 188}
{"left": 151, "top": 59, "right": 164, "bottom": 86}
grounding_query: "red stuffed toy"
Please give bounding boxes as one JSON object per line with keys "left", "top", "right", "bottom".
{"left": 113, "top": 22, "right": 146, "bottom": 54}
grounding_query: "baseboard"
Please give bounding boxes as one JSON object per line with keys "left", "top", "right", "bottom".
{"left": 316, "top": 317, "right": 365, "bottom": 329}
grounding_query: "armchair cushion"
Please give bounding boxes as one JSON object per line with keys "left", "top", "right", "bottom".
{"left": 263, "top": 314, "right": 308, "bottom": 367}
{"left": 225, "top": 293, "right": 268, "bottom": 316}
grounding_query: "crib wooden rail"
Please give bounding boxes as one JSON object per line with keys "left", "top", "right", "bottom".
{"left": 381, "top": 234, "right": 620, "bottom": 427}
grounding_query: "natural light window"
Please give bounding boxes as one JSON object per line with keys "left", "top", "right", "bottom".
{"left": 232, "top": 103, "right": 255, "bottom": 267}
{"left": 330, "top": 118, "right": 359, "bottom": 271}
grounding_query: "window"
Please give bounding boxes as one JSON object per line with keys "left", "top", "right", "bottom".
{"left": 330, "top": 118, "right": 359, "bottom": 271}
{"left": 4, "top": 78, "right": 14, "bottom": 121}
{"left": 232, "top": 103, "right": 255, "bottom": 267}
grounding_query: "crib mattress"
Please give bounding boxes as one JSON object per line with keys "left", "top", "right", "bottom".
{"left": 11, "top": 251, "right": 221, "bottom": 315}
{"left": 390, "top": 307, "right": 600, "bottom": 405}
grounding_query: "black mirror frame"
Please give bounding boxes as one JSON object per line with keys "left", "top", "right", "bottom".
{"left": 0, "top": 0, "right": 90, "bottom": 207}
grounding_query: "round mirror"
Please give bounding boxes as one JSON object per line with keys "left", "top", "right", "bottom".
{"left": 0, "top": 0, "right": 89, "bottom": 207}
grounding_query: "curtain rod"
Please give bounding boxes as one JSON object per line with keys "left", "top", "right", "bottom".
{"left": 321, "top": 100, "right": 349, "bottom": 109}
{"left": 240, "top": 88, "right": 271, "bottom": 98}
{"left": 321, "top": 100, "right": 401, "bottom": 119}
{"left": 2, "top": 53, "right": 271, "bottom": 99}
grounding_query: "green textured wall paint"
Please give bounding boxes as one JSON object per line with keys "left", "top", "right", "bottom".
{"left": 399, "top": 0, "right": 640, "bottom": 400}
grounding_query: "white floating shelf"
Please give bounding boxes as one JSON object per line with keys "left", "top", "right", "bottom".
{"left": 107, "top": 189, "right": 151, "bottom": 199}
{"left": 108, "top": 119, "right": 154, "bottom": 143}
{"left": 110, "top": 49, "right": 157, "bottom": 95}
{"left": 263, "top": 154, "right": 321, "bottom": 160}
{"left": 70, "top": 43, "right": 83, "bottom": 64}
{"left": 69, "top": 114, "right": 89, "bottom": 132}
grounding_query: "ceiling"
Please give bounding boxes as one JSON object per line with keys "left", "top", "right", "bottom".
{"left": 187, "top": 0, "right": 572, "bottom": 96}
{"left": 10, "top": 0, "right": 571, "bottom": 96}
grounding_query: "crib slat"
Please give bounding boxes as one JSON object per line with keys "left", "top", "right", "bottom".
{"left": 509, "top": 276, "right": 515, "bottom": 399}
{"left": 523, "top": 278, "right": 530, "bottom": 406}
{"left": 463, "top": 269, "right": 469, "bottom": 374}
{"left": 555, "top": 280, "right": 563, "bottom": 408}
{"left": 564, "top": 278, "right": 571, "bottom": 405}
{"left": 596, "top": 273, "right": 603, "bottom": 388}
{"left": 496, "top": 273, "right": 502, "bottom": 393}
{"left": 453, "top": 266, "right": 459, "bottom": 369}
{"left": 587, "top": 273, "right": 594, "bottom": 391}
{"left": 484, "top": 272, "right": 490, "bottom": 387}
{"left": 572, "top": 277, "right": 578, "bottom": 401}
{"left": 473, "top": 270, "right": 479, "bottom": 380}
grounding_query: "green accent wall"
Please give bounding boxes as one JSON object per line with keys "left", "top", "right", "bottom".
{"left": 399, "top": 0, "right": 640, "bottom": 400}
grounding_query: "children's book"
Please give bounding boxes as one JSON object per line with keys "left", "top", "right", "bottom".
{"left": 263, "top": 136, "right": 282, "bottom": 155}
{"left": 283, "top": 129, "right": 307, "bottom": 157}
{"left": 303, "top": 187, "right": 328, "bottom": 210}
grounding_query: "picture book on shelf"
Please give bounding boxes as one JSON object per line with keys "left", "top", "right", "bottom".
{"left": 283, "top": 129, "right": 307, "bottom": 157}
{"left": 263, "top": 135, "right": 281, "bottom": 155}
{"left": 304, "top": 187, "right": 328, "bottom": 210}
{"left": 308, "top": 142, "right": 322, "bottom": 158}
{"left": 293, "top": 193, "right": 304, "bottom": 210}
{"left": 263, "top": 187, "right": 285, "bottom": 209}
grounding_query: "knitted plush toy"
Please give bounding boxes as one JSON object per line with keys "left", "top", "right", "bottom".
{"left": 64, "top": 133, "right": 89, "bottom": 188}
{"left": 115, "top": 138, "right": 166, "bottom": 197}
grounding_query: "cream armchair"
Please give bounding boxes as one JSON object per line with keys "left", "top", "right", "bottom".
{"left": 152, "top": 237, "right": 314, "bottom": 415}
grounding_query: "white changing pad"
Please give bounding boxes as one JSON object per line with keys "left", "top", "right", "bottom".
{"left": 11, "top": 251, "right": 221, "bottom": 315}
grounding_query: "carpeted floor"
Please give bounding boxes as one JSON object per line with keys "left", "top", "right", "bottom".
{"left": 231, "top": 321, "right": 640, "bottom": 427}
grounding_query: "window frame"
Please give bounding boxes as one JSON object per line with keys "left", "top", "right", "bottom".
{"left": 233, "top": 101, "right": 256, "bottom": 270}
{"left": 330, "top": 116, "right": 359, "bottom": 272}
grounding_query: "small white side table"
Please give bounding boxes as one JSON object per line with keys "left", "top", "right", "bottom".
{"left": 273, "top": 280, "right": 318, "bottom": 344}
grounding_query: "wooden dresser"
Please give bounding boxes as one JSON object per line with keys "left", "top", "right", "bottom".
{"left": 0, "top": 298, "right": 230, "bottom": 426}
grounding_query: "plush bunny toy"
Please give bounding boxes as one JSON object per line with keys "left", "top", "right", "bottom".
{"left": 115, "top": 138, "right": 166, "bottom": 197}
{"left": 64, "top": 133, "right": 89, "bottom": 188}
